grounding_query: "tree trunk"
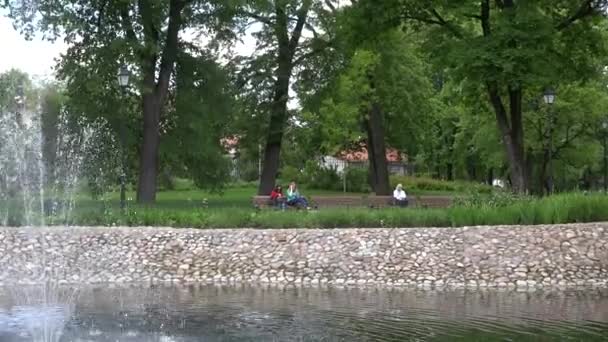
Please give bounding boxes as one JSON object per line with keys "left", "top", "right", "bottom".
{"left": 367, "top": 103, "right": 390, "bottom": 195}
{"left": 257, "top": 0, "right": 311, "bottom": 195}
{"left": 137, "top": 92, "right": 160, "bottom": 202}
{"left": 486, "top": 82, "right": 529, "bottom": 193}
{"left": 480, "top": 2, "right": 528, "bottom": 193}
{"left": 134, "top": 0, "right": 185, "bottom": 203}
{"left": 366, "top": 119, "right": 377, "bottom": 193}
{"left": 538, "top": 149, "right": 552, "bottom": 196}
{"left": 446, "top": 162, "right": 454, "bottom": 181}
{"left": 487, "top": 167, "right": 493, "bottom": 185}
{"left": 257, "top": 57, "right": 291, "bottom": 195}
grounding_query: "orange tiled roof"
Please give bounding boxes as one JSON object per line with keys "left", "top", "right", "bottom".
{"left": 337, "top": 145, "right": 405, "bottom": 162}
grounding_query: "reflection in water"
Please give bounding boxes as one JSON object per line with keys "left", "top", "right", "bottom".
{"left": 0, "top": 284, "right": 606, "bottom": 341}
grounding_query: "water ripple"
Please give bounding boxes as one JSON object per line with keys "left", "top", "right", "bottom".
{"left": 0, "top": 285, "right": 607, "bottom": 341}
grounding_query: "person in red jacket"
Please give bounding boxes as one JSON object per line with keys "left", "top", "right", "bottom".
{"left": 270, "top": 185, "right": 286, "bottom": 209}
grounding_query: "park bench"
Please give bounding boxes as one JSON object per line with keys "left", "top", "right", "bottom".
{"left": 252, "top": 195, "right": 452, "bottom": 209}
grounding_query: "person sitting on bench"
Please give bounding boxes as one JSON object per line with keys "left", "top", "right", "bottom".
{"left": 270, "top": 185, "right": 286, "bottom": 209}
{"left": 393, "top": 183, "right": 408, "bottom": 207}
{"left": 287, "top": 182, "right": 309, "bottom": 209}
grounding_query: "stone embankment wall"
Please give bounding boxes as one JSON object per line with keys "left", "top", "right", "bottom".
{"left": 0, "top": 223, "right": 606, "bottom": 288}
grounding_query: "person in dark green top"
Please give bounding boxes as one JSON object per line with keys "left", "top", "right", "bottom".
{"left": 286, "top": 182, "right": 309, "bottom": 209}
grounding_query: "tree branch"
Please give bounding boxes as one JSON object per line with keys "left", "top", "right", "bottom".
{"left": 293, "top": 39, "right": 332, "bottom": 65}
{"left": 96, "top": 0, "right": 107, "bottom": 32}
{"left": 138, "top": 0, "right": 160, "bottom": 46}
{"left": 464, "top": 13, "right": 482, "bottom": 20}
{"left": 304, "top": 22, "right": 319, "bottom": 39}
{"left": 156, "top": 0, "right": 187, "bottom": 102}
{"left": 120, "top": 3, "right": 139, "bottom": 47}
{"left": 288, "top": 0, "right": 313, "bottom": 54}
{"left": 241, "top": 10, "right": 273, "bottom": 25}
{"left": 553, "top": 124, "right": 590, "bottom": 157}
{"left": 401, "top": 15, "right": 443, "bottom": 26}
{"left": 402, "top": 8, "right": 463, "bottom": 39}
{"left": 556, "top": 0, "right": 598, "bottom": 30}
{"left": 430, "top": 9, "right": 463, "bottom": 38}
{"left": 324, "top": 0, "right": 337, "bottom": 13}
{"left": 481, "top": 0, "right": 491, "bottom": 36}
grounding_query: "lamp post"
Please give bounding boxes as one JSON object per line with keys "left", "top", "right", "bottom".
{"left": 543, "top": 88, "right": 556, "bottom": 194}
{"left": 117, "top": 65, "right": 130, "bottom": 210}
{"left": 603, "top": 120, "right": 608, "bottom": 193}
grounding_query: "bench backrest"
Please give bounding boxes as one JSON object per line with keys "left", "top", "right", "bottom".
{"left": 253, "top": 195, "right": 452, "bottom": 208}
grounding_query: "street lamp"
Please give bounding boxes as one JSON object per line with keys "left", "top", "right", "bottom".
{"left": 117, "top": 65, "right": 130, "bottom": 210}
{"left": 603, "top": 119, "right": 608, "bottom": 193}
{"left": 118, "top": 65, "right": 130, "bottom": 88}
{"left": 543, "top": 88, "right": 556, "bottom": 194}
{"left": 543, "top": 88, "right": 556, "bottom": 105}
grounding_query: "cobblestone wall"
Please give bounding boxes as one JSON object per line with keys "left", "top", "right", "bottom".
{"left": 0, "top": 223, "right": 606, "bottom": 288}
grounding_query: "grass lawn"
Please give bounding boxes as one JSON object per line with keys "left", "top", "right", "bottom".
{"left": 74, "top": 186, "right": 372, "bottom": 211}
{"left": 61, "top": 192, "right": 608, "bottom": 229}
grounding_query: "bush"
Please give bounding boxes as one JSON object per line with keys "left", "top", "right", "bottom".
{"left": 344, "top": 167, "right": 370, "bottom": 193}
{"left": 279, "top": 165, "right": 303, "bottom": 185}
{"left": 390, "top": 175, "right": 492, "bottom": 194}
{"left": 300, "top": 161, "right": 342, "bottom": 192}
{"left": 238, "top": 161, "right": 260, "bottom": 182}
{"left": 452, "top": 191, "right": 531, "bottom": 208}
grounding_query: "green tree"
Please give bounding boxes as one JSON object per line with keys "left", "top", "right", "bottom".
{"left": 229, "top": 0, "right": 337, "bottom": 195}
{"left": 161, "top": 49, "right": 236, "bottom": 191}
{"left": 369, "top": 0, "right": 608, "bottom": 193}
{"left": 4, "top": 0, "right": 214, "bottom": 203}
{"left": 314, "top": 29, "right": 433, "bottom": 194}
{"left": 39, "top": 83, "right": 65, "bottom": 185}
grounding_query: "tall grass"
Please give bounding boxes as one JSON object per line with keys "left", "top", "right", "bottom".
{"left": 38, "top": 192, "right": 606, "bottom": 229}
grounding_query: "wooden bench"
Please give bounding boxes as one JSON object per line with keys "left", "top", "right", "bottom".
{"left": 252, "top": 195, "right": 452, "bottom": 209}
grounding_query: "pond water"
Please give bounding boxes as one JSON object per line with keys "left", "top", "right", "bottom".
{"left": 0, "top": 284, "right": 607, "bottom": 341}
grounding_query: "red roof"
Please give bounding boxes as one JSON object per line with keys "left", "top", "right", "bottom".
{"left": 220, "top": 136, "right": 239, "bottom": 149}
{"left": 338, "top": 145, "right": 405, "bottom": 162}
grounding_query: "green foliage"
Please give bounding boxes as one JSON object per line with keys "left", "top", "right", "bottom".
{"left": 13, "top": 192, "right": 607, "bottom": 229}
{"left": 453, "top": 191, "right": 532, "bottom": 208}
{"left": 278, "top": 165, "right": 302, "bottom": 185}
{"left": 0, "top": 69, "right": 33, "bottom": 113}
{"left": 301, "top": 163, "right": 342, "bottom": 192}
{"left": 162, "top": 52, "right": 236, "bottom": 192}
{"left": 344, "top": 167, "right": 370, "bottom": 193}
{"left": 390, "top": 175, "right": 492, "bottom": 194}
{"left": 290, "top": 162, "right": 369, "bottom": 193}
{"left": 316, "top": 29, "right": 433, "bottom": 156}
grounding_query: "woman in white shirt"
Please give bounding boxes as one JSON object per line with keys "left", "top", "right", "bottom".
{"left": 393, "top": 183, "right": 408, "bottom": 207}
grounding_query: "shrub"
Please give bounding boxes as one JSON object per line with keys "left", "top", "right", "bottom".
{"left": 390, "top": 175, "right": 492, "bottom": 194}
{"left": 301, "top": 161, "right": 342, "bottom": 192}
{"left": 279, "top": 165, "right": 303, "bottom": 185}
{"left": 344, "top": 167, "right": 370, "bottom": 193}
{"left": 452, "top": 191, "right": 531, "bottom": 208}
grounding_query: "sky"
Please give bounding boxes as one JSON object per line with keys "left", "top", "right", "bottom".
{"left": 0, "top": 11, "right": 67, "bottom": 80}
{"left": 0, "top": 10, "right": 257, "bottom": 81}
{"left": 0, "top": 10, "right": 296, "bottom": 106}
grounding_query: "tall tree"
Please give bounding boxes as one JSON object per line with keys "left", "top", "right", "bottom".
{"left": 4, "top": 0, "right": 201, "bottom": 203}
{"left": 316, "top": 31, "right": 433, "bottom": 194}
{"left": 232, "top": 0, "right": 336, "bottom": 195}
{"left": 368, "top": 0, "right": 608, "bottom": 192}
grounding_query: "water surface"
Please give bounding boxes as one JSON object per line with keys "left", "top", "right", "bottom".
{"left": 0, "top": 284, "right": 607, "bottom": 341}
